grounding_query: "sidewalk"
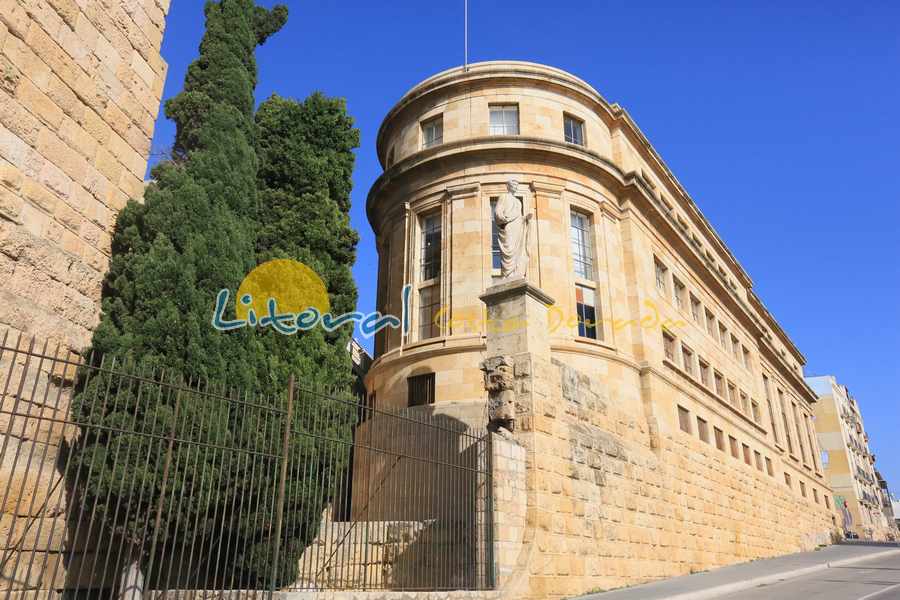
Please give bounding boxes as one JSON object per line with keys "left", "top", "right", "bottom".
{"left": 577, "top": 543, "right": 900, "bottom": 600}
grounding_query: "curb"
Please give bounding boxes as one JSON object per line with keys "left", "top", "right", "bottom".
{"left": 655, "top": 548, "right": 900, "bottom": 600}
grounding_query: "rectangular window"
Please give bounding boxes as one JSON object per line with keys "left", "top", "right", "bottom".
{"left": 420, "top": 212, "right": 442, "bottom": 281}
{"left": 727, "top": 382, "right": 737, "bottom": 407}
{"left": 673, "top": 277, "right": 686, "bottom": 310}
{"left": 678, "top": 405, "right": 692, "bottom": 434}
{"left": 663, "top": 330, "right": 676, "bottom": 362}
{"left": 719, "top": 323, "right": 728, "bottom": 351}
{"left": 563, "top": 114, "right": 585, "bottom": 145}
{"left": 418, "top": 284, "right": 441, "bottom": 339}
{"left": 784, "top": 472, "right": 792, "bottom": 488}
{"left": 799, "top": 481, "right": 807, "bottom": 498}
{"left": 779, "top": 389, "right": 794, "bottom": 454}
{"left": 729, "top": 435, "right": 739, "bottom": 459}
{"left": 731, "top": 334, "right": 740, "bottom": 359}
{"left": 570, "top": 210, "right": 594, "bottom": 279}
{"left": 690, "top": 294, "right": 702, "bottom": 323}
{"left": 421, "top": 115, "right": 443, "bottom": 148}
{"left": 742, "top": 443, "right": 752, "bottom": 466}
{"left": 490, "top": 198, "right": 502, "bottom": 270}
{"left": 821, "top": 450, "right": 830, "bottom": 468}
{"left": 740, "top": 391, "right": 750, "bottom": 414}
{"left": 792, "top": 402, "right": 808, "bottom": 464}
{"left": 575, "top": 284, "right": 599, "bottom": 340}
{"left": 751, "top": 400, "right": 761, "bottom": 424}
{"left": 697, "top": 417, "right": 709, "bottom": 443}
{"left": 766, "top": 457, "right": 774, "bottom": 476}
{"left": 763, "top": 375, "right": 780, "bottom": 444}
{"left": 825, "top": 495, "right": 831, "bottom": 509}
{"left": 714, "top": 427, "right": 725, "bottom": 451}
{"left": 714, "top": 371, "right": 724, "bottom": 397}
{"left": 813, "top": 488, "right": 819, "bottom": 503}
{"left": 754, "top": 450, "right": 763, "bottom": 471}
{"left": 705, "top": 309, "right": 716, "bottom": 337}
{"left": 698, "top": 359, "right": 710, "bottom": 387}
{"left": 681, "top": 343, "right": 695, "bottom": 376}
{"left": 418, "top": 212, "right": 442, "bottom": 340}
{"left": 490, "top": 104, "right": 519, "bottom": 135}
{"left": 407, "top": 373, "right": 435, "bottom": 407}
{"left": 654, "top": 258, "right": 668, "bottom": 293}
{"left": 742, "top": 346, "right": 752, "bottom": 370}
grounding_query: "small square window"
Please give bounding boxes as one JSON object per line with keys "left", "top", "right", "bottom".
{"left": 421, "top": 115, "right": 443, "bottom": 149}
{"left": 697, "top": 417, "right": 709, "bottom": 443}
{"left": 490, "top": 104, "right": 519, "bottom": 135}
{"left": 564, "top": 114, "right": 585, "bottom": 145}
{"left": 654, "top": 258, "right": 669, "bottom": 293}
{"left": 678, "top": 405, "right": 692, "bottom": 434}
{"left": 690, "top": 294, "right": 702, "bottom": 323}
{"left": 408, "top": 373, "right": 435, "bottom": 407}
{"left": 681, "top": 343, "right": 695, "bottom": 376}
{"left": 663, "top": 330, "right": 676, "bottom": 362}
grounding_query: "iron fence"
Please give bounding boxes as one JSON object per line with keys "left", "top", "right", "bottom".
{"left": 0, "top": 331, "right": 493, "bottom": 599}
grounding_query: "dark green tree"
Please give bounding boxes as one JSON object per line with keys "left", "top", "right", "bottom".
{"left": 66, "top": 0, "right": 309, "bottom": 592}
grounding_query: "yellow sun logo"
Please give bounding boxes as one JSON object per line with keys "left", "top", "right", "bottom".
{"left": 235, "top": 259, "right": 330, "bottom": 321}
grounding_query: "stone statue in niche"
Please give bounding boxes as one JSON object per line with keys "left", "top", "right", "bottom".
{"left": 481, "top": 356, "right": 516, "bottom": 433}
{"left": 493, "top": 179, "right": 532, "bottom": 280}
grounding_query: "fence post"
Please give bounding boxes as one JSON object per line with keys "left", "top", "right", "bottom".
{"left": 270, "top": 374, "right": 295, "bottom": 597}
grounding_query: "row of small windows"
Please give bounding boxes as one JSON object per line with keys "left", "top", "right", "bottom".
{"left": 663, "top": 329, "right": 762, "bottom": 425}
{"left": 654, "top": 256, "right": 753, "bottom": 372}
{"left": 677, "top": 405, "right": 830, "bottom": 508}
{"left": 416, "top": 105, "right": 587, "bottom": 151}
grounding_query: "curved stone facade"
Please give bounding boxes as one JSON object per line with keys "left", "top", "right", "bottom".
{"left": 366, "top": 61, "right": 837, "bottom": 595}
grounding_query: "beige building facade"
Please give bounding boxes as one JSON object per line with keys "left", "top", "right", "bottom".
{"left": 0, "top": 0, "right": 170, "bottom": 350}
{"left": 365, "top": 62, "right": 837, "bottom": 596}
{"left": 807, "top": 375, "right": 896, "bottom": 541}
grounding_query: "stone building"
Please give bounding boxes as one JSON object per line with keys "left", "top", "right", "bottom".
{"left": 0, "top": 0, "right": 170, "bottom": 350}
{"left": 0, "top": 1, "right": 169, "bottom": 593}
{"left": 365, "top": 61, "right": 836, "bottom": 597}
{"left": 807, "top": 375, "right": 895, "bottom": 541}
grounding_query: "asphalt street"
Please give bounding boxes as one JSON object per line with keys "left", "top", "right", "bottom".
{"left": 717, "top": 553, "right": 900, "bottom": 600}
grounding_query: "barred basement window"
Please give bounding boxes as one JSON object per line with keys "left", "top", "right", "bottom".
{"left": 407, "top": 373, "right": 435, "bottom": 407}
{"left": 563, "top": 114, "right": 585, "bottom": 145}
{"left": 570, "top": 210, "right": 594, "bottom": 279}
{"left": 421, "top": 115, "right": 443, "bottom": 148}
{"left": 575, "top": 284, "right": 599, "bottom": 340}
{"left": 678, "top": 405, "right": 692, "bottom": 434}
{"left": 490, "top": 104, "right": 519, "bottom": 135}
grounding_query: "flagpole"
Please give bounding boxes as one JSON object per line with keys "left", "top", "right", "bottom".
{"left": 464, "top": 0, "right": 468, "bottom": 72}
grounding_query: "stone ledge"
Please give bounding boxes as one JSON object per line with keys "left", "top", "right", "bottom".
{"left": 479, "top": 279, "right": 554, "bottom": 307}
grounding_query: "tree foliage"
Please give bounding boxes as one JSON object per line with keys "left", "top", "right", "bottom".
{"left": 65, "top": 0, "right": 360, "bottom": 588}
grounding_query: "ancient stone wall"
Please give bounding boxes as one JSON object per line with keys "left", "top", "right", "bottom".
{"left": 0, "top": 0, "right": 170, "bottom": 350}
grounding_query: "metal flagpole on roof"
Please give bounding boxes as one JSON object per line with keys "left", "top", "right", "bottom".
{"left": 464, "top": 0, "right": 469, "bottom": 72}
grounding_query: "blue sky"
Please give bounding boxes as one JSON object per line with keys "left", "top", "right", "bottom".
{"left": 148, "top": 1, "right": 900, "bottom": 487}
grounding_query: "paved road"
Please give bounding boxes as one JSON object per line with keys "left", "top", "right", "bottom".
{"left": 717, "top": 553, "right": 900, "bottom": 600}
{"left": 579, "top": 544, "right": 900, "bottom": 600}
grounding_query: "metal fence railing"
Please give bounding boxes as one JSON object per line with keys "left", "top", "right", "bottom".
{"left": 0, "top": 330, "right": 493, "bottom": 598}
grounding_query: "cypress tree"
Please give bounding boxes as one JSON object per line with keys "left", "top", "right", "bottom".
{"left": 69, "top": 0, "right": 293, "bottom": 591}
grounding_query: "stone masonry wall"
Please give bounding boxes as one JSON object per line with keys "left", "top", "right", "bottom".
{"left": 494, "top": 358, "right": 836, "bottom": 599}
{"left": 0, "top": 0, "right": 170, "bottom": 350}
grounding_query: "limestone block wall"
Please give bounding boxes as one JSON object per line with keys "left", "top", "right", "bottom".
{"left": 0, "top": 0, "right": 170, "bottom": 350}
{"left": 494, "top": 359, "right": 836, "bottom": 600}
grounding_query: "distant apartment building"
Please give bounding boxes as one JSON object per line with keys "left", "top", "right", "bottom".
{"left": 807, "top": 375, "right": 893, "bottom": 540}
{"left": 876, "top": 470, "right": 898, "bottom": 540}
